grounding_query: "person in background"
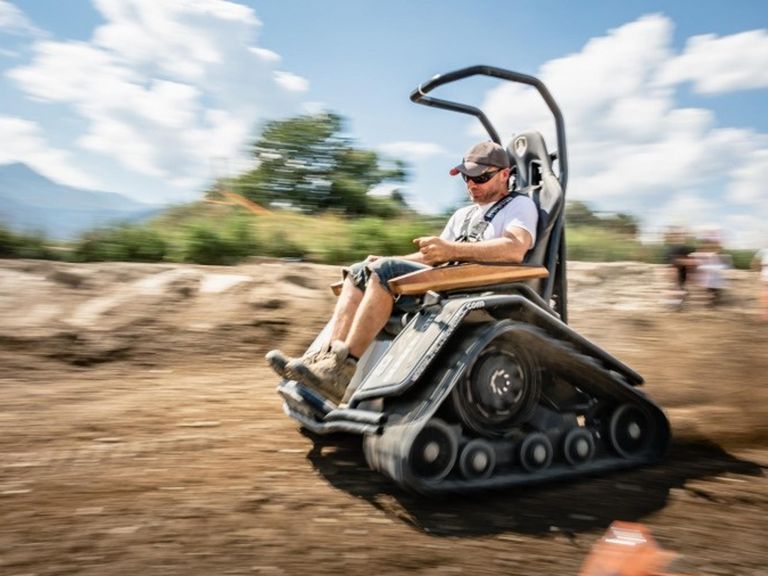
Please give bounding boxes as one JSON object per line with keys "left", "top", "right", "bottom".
{"left": 663, "top": 226, "right": 697, "bottom": 309}
{"left": 752, "top": 247, "right": 768, "bottom": 320}
{"left": 692, "top": 233, "right": 730, "bottom": 307}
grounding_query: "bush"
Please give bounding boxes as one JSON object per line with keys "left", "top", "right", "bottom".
{"left": 724, "top": 249, "right": 755, "bottom": 270}
{"left": 184, "top": 226, "right": 236, "bottom": 265}
{"left": 73, "top": 225, "right": 167, "bottom": 262}
{"left": 566, "top": 227, "right": 643, "bottom": 262}
{"left": 343, "top": 217, "right": 439, "bottom": 263}
{"left": 181, "top": 219, "right": 261, "bottom": 265}
{"left": 0, "top": 225, "right": 19, "bottom": 258}
{"left": 260, "top": 230, "right": 305, "bottom": 259}
{"left": 0, "top": 225, "right": 58, "bottom": 259}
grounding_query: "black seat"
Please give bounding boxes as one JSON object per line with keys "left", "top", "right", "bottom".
{"left": 507, "top": 132, "right": 564, "bottom": 296}
{"left": 371, "top": 131, "right": 566, "bottom": 334}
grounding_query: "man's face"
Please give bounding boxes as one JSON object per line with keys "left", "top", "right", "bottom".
{"left": 465, "top": 167, "right": 509, "bottom": 204}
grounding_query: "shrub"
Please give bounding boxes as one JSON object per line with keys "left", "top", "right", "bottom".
{"left": 184, "top": 226, "right": 235, "bottom": 265}
{"left": 0, "top": 225, "right": 19, "bottom": 258}
{"left": 73, "top": 225, "right": 167, "bottom": 262}
{"left": 261, "top": 230, "right": 305, "bottom": 259}
{"left": 566, "top": 227, "right": 643, "bottom": 262}
{"left": 0, "top": 225, "right": 58, "bottom": 259}
{"left": 343, "top": 217, "right": 440, "bottom": 263}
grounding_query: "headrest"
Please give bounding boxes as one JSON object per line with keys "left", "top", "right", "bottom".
{"left": 507, "top": 132, "right": 555, "bottom": 188}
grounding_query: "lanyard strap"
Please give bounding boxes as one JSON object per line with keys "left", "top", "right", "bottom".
{"left": 458, "top": 193, "right": 520, "bottom": 242}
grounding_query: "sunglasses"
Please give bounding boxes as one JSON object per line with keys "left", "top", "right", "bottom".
{"left": 462, "top": 169, "right": 501, "bottom": 185}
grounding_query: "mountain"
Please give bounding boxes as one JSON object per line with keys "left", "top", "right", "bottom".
{"left": 0, "top": 163, "right": 163, "bottom": 239}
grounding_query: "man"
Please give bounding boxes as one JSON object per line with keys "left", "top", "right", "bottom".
{"left": 266, "top": 141, "right": 538, "bottom": 404}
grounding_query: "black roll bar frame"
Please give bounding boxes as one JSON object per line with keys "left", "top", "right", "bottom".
{"left": 409, "top": 65, "right": 569, "bottom": 322}
{"left": 410, "top": 65, "right": 568, "bottom": 190}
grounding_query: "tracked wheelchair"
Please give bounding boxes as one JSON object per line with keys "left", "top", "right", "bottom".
{"left": 276, "top": 66, "right": 669, "bottom": 494}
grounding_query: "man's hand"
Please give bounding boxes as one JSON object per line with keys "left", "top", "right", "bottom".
{"left": 413, "top": 236, "right": 455, "bottom": 265}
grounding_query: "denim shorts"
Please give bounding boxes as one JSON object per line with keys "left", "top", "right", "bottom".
{"left": 343, "top": 257, "right": 431, "bottom": 313}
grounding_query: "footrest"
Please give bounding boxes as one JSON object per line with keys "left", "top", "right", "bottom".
{"left": 277, "top": 382, "right": 385, "bottom": 435}
{"left": 277, "top": 381, "right": 336, "bottom": 416}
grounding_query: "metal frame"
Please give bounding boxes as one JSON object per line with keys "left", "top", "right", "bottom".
{"left": 410, "top": 65, "right": 569, "bottom": 322}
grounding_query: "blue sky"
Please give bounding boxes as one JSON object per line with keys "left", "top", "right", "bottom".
{"left": 1, "top": 0, "right": 766, "bottom": 247}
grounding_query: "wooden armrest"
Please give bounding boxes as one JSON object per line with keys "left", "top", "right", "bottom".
{"left": 388, "top": 264, "right": 548, "bottom": 296}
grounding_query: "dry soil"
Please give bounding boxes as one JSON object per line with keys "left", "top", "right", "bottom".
{"left": 0, "top": 258, "right": 766, "bottom": 575}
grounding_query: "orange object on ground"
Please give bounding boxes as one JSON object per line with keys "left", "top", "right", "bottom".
{"left": 579, "top": 521, "right": 691, "bottom": 576}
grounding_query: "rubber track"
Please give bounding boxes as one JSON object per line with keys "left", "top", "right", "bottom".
{"left": 366, "top": 323, "right": 670, "bottom": 495}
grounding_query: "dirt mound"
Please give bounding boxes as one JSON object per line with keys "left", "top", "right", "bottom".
{"left": 0, "top": 258, "right": 765, "bottom": 575}
{"left": 0, "top": 259, "right": 340, "bottom": 365}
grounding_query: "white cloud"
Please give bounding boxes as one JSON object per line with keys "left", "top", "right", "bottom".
{"left": 727, "top": 147, "right": 768, "bottom": 204}
{"left": 378, "top": 141, "right": 447, "bottom": 160}
{"left": 0, "top": 0, "right": 41, "bottom": 35}
{"left": 274, "top": 70, "right": 309, "bottom": 92}
{"left": 660, "top": 29, "right": 768, "bottom": 93}
{"left": 478, "top": 14, "right": 768, "bottom": 246}
{"left": 249, "top": 46, "right": 281, "bottom": 63}
{"left": 0, "top": 115, "right": 101, "bottom": 188}
{"left": 367, "top": 183, "right": 401, "bottom": 197}
{"left": 6, "top": 0, "right": 307, "bottom": 195}
{"left": 90, "top": 0, "right": 259, "bottom": 81}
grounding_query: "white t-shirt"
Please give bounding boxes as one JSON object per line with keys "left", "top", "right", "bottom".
{"left": 693, "top": 251, "right": 729, "bottom": 290}
{"left": 440, "top": 195, "right": 538, "bottom": 250}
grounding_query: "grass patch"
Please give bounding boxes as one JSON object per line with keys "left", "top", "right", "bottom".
{"left": 2, "top": 205, "right": 758, "bottom": 269}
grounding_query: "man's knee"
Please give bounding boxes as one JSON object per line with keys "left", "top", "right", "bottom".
{"left": 366, "top": 259, "right": 406, "bottom": 296}
{"left": 367, "top": 271, "right": 395, "bottom": 299}
{"left": 366, "top": 258, "right": 404, "bottom": 283}
{"left": 343, "top": 260, "right": 369, "bottom": 291}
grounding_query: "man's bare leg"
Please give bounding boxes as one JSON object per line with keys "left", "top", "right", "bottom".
{"left": 329, "top": 276, "right": 364, "bottom": 343}
{"left": 284, "top": 273, "right": 394, "bottom": 403}
{"left": 345, "top": 273, "right": 395, "bottom": 358}
{"left": 266, "top": 277, "right": 363, "bottom": 376}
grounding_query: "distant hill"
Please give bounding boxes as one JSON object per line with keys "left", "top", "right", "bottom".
{"left": 0, "top": 163, "right": 162, "bottom": 239}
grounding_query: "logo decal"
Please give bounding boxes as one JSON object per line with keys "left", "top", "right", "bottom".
{"left": 514, "top": 136, "right": 528, "bottom": 156}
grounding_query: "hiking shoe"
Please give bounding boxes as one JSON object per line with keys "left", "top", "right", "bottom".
{"left": 287, "top": 340, "right": 357, "bottom": 404}
{"left": 266, "top": 346, "right": 329, "bottom": 380}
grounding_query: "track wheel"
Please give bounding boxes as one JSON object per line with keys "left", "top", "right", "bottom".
{"left": 452, "top": 337, "right": 541, "bottom": 437}
{"left": 609, "top": 404, "right": 652, "bottom": 458}
{"left": 519, "top": 432, "right": 553, "bottom": 472}
{"left": 407, "top": 419, "right": 458, "bottom": 481}
{"left": 459, "top": 439, "right": 496, "bottom": 479}
{"left": 563, "top": 427, "right": 596, "bottom": 466}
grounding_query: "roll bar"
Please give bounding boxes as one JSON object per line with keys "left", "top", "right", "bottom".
{"left": 410, "top": 65, "right": 568, "bottom": 190}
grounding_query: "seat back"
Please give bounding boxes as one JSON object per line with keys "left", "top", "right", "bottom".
{"left": 507, "top": 132, "right": 564, "bottom": 297}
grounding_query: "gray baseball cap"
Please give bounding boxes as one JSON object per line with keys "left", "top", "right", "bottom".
{"left": 449, "top": 141, "right": 511, "bottom": 177}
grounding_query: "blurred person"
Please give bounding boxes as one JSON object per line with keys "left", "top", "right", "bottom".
{"left": 266, "top": 141, "right": 538, "bottom": 403}
{"left": 663, "top": 226, "right": 696, "bottom": 309}
{"left": 752, "top": 247, "right": 768, "bottom": 320}
{"left": 692, "top": 235, "right": 730, "bottom": 307}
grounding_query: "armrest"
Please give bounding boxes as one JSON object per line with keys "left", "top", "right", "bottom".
{"left": 388, "top": 263, "right": 549, "bottom": 296}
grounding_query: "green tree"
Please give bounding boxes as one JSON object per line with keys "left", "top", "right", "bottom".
{"left": 602, "top": 212, "right": 639, "bottom": 236}
{"left": 565, "top": 200, "right": 601, "bottom": 227}
{"left": 566, "top": 200, "right": 638, "bottom": 236}
{"left": 235, "top": 113, "right": 408, "bottom": 215}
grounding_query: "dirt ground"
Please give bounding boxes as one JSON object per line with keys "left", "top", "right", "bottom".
{"left": 0, "top": 258, "right": 766, "bottom": 575}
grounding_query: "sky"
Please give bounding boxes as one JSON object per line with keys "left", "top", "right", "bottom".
{"left": 0, "top": 0, "right": 766, "bottom": 247}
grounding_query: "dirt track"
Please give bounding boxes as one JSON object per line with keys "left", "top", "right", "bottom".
{"left": 1, "top": 259, "right": 766, "bottom": 575}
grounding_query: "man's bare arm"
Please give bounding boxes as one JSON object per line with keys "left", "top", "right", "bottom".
{"left": 414, "top": 227, "right": 533, "bottom": 265}
{"left": 365, "top": 252, "right": 427, "bottom": 264}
